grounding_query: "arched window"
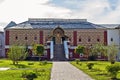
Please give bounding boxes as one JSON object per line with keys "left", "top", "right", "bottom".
{"left": 25, "top": 36, "right": 27, "bottom": 40}
{"left": 79, "top": 37, "right": 81, "bottom": 42}
{"left": 15, "top": 36, "right": 18, "bottom": 40}
{"left": 111, "top": 38, "right": 113, "bottom": 42}
{"left": 88, "top": 37, "right": 91, "bottom": 42}
{"left": 34, "top": 36, "right": 37, "bottom": 40}
{"left": 97, "top": 38, "right": 100, "bottom": 42}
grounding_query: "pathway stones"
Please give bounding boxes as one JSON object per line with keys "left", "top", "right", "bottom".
{"left": 51, "top": 62, "right": 94, "bottom": 80}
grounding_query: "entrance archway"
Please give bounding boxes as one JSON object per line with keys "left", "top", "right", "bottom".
{"left": 52, "top": 26, "right": 68, "bottom": 44}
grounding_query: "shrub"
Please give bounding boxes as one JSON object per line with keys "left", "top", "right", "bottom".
{"left": 22, "top": 71, "right": 37, "bottom": 80}
{"left": 75, "top": 59, "right": 80, "bottom": 64}
{"left": 106, "top": 64, "right": 120, "bottom": 79}
{"left": 87, "top": 63, "right": 94, "bottom": 69}
{"left": 40, "top": 60, "right": 48, "bottom": 65}
{"left": 28, "top": 62, "right": 34, "bottom": 65}
{"left": 42, "top": 60, "right": 48, "bottom": 65}
{"left": 79, "top": 63, "right": 82, "bottom": 66}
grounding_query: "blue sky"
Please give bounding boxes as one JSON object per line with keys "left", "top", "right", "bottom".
{"left": 0, "top": 0, "right": 120, "bottom": 30}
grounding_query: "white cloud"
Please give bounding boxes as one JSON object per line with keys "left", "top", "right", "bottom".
{"left": 0, "top": 0, "right": 70, "bottom": 24}
{"left": 0, "top": 0, "right": 120, "bottom": 30}
{"left": 62, "top": 0, "right": 120, "bottom": 24}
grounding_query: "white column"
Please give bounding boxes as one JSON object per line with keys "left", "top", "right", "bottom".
{"left": 50, "top": 41, "right": 54, "bottom": 59}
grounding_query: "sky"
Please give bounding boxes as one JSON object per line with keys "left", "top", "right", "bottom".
{"left": 0, "top": 0, "right": 120, "bottom": 31}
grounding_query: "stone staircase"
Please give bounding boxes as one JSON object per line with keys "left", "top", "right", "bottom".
{"left": 53, "top": 44, "right": 67, "bottom": 61}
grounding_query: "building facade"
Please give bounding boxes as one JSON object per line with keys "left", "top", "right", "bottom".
{"left": 0, "top": 31, "right": 5, "bottom": 57}
{"left": 4, "top": 18, "right": 109, "bottom": 60}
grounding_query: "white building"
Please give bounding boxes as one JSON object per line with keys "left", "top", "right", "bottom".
{"left": 106, "top": 24, "right": 120, "bottom": 61}
{"left": 0, "top": 31, "right": 5, "bottom": 57}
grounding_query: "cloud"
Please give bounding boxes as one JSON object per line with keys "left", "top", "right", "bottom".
{"left": 0, "top": 0, "right": 71, "bottom": 24}
{"left": 0, "top": 0, "right": 120, "bottom": 30}
{"left": 56, "top": 0, "right": 120, "bottom": 24}
{"left": 0, "top": 22, "right": 7, "bottom": 31}
{"left": 0, "top": 0, "right": 5, "bottom": 4}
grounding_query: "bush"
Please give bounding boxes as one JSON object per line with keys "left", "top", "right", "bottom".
{"left": 79, "top": 63, "right": 82, "bottom": 66}
{"left": 40, "top": 60, "right": 48, "bottom": 65}
{"left": 106, "top": 64, "right": 120, "bottom": 79}
{"left": 87, "top": 63, "right": 94, "bottom": 69}
{"left": 28, "top": 62, "right": 34, "bottom": 65}
{"left": 42, "top": 60, "right": 47, "bottom": 65}
{"left": 75, "top": 59, "right": 80, "bottom": 64}
{"left": 22, "top": 71, "right": 37, "bottom": 80}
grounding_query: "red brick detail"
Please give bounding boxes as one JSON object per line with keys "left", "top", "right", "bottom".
{"left": 47, "top": 49, "right": 50, "bottom": 60}
{"left": 104, "top": 31, "right": 107, "bottom": 45}
{"left": 40, "top": 31, "right": 43, "bottom": 44}
{"left": 73, "top": 31, "right": 77, "bottom": 46}
{"left": 5, "top": 30, "right": 9, "bottom": 45}
{"left": 69, "top": 49, "right": 79, "bottom": 58}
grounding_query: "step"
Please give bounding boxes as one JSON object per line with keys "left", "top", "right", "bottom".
{"left": 53, "top": 44, "right": 67, "bottom": 61}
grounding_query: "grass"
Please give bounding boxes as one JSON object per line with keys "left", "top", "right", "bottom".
{"left": 0, "top": 59, "right": 52, "bottom": 80}
{"left": 71, "top": 61, "right": 120, "bottom": 80}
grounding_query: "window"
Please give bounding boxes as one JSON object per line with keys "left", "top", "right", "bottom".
{"left": 25, "top": 36, "right": 27, "bottom": 40}
{"left": 34, "top": 36, "right": 37, "bottom": 40}
{"left": 69, "top": 38, "right": 71, "bottom": 41}
{"left": 79, "top": 37, "right": 81, "bottom": 42}
{"left": 111, "top": 38, "right": 113, "bottom": 42}
{"left": 15, "top": 36, "right": 18, "bottom": 40}
{"left": 88, "top": 37, "right": 91, "bottom": 42}
{"left": 97, "top": 38, "right": 100, "bottom": 42}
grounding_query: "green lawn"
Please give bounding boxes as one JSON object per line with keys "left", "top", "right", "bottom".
{"left": 71, "top": 61, "right": 120, "bottom": 80}
{"left": 0, "top": 59, "right": 52, "bottom": 80}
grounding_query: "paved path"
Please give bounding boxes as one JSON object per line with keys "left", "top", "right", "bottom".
{"left": 0, "top": 67, "right": 10, "bottom": 70}
{"left": 50, "top": 62, "right": 93, "bottom": 80}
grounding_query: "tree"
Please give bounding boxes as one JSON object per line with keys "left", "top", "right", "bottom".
{"left": 32, "top": 44, "right": 37, "bottom": 55}
{"left": 32, "top": 44, "right": 44, "bottom": 61}
{"left": 75, "top": 45, "right": 85, "bottom": 60}
{"left": 108, "top": 44, "right": 118, "bottom": 64}
{"left": 90, "top": 43, "right": 107, "bottom": 60}
{"left": 8, "top": 45, "right": 28, "bottom": 65}
{"left": 75, "top": 45, "right": 85, "bottom": 54}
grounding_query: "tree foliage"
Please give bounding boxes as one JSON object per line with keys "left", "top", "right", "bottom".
{"left": 108, "top": 44, "right": 118, "bottom": 64}
{"left": 8, "top": 45, "right": 28, "bottom": 65}
{"left": 106, "top": 64, "right": 120, "bottom": 79}
{"left": 90, "top": 43, "right": 107, "bottom": 56}
{"left": 88, "top": 43, "right": 108, "bottom": 60}
{"left": 75, "top": 45, "right": 85, "bottom": 54}
{"left": 32, "top": 44, "right": 44, "bottom": 61}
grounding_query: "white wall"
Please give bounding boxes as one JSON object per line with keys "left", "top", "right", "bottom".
{"left": 0, "top": 32, "right": 5, "bottom": 57}
{"left": 107, "top": 29, "right": 119, "bottom": 46}
{"left": 107, "top": 29, "right": 120, "bottom": 61}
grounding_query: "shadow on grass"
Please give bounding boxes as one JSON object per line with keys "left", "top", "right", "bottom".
{"left": 0, "top": 61, "right": 3, "bottom": 63}
{"left": 14, "top": 64, "right": 28, "bottom": 68}
{"left": 96, "top": 73, "right": 108, "bottom": 76}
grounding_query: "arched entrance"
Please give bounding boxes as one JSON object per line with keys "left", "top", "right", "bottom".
{"left": 52, "top": 26, "right": 68, "bottom": 44}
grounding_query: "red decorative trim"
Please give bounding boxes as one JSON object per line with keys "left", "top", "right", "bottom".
{"left": 5, "top": 30, "right": 9, "bottom": 45}
{"left": 104, "top": 31, "right": 107, "bottom": 45}
{"left": 73, "top": 31, "right": 77, "bottom": 46}
{"left": 40, "top": 31, "right": 43, "bottom": 44}
{"left": 47, "top": 49, "right": 50, "bottom": 60}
